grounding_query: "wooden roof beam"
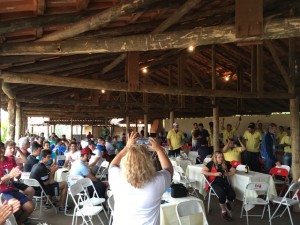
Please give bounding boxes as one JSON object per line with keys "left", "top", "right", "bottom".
{"left": 265, "top": 40, "right": 293, "bottom": 91}
{"left": 0, "top": 71, "right": 294, "bottom": 99}
{"left": 37, "top": 0, "right": 161, "bottom": 42}
{"left": 2, "top": 17, "right": 300, "bottom": 56}
{"left": 100, "top": 0, "right": 203, "bottom": 75}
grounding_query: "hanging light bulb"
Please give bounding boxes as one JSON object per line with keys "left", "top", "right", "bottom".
{"left": 224, "top": 76, "right": 230, "bottom": 81}
{"left": 188, "top": 45, "right": 195, "bottom": 52}
{"left": 142, "top": 67, "right": 148, "bottom": 74}
{"left": 101, "top": 89, "right": 106, "bottom": 94}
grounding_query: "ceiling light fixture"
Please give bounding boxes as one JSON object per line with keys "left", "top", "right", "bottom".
{"left": 142, "top": 67, "right": 148, "bottom": 74}
{"left": 101, "top": 89, "right": 106, "bottom": 94}
{"left": 188, "top": 45, "right": 194, "bottom": 52}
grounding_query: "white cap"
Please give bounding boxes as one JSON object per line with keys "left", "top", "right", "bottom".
{"left": 173, "top": 122, "right": 179, "bottom": 126}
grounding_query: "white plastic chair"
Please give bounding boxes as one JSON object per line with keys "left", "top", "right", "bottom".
{"left": 240, "top": 182, "right": 271, "bottom": 225}
{"left": 107, "top": 194, "right": 114, "bottom": 225}
{"left": 174, "top": 165, "right": 197, "bottom": 197}
{"left": 203, "top": 157, "right": 212, "bottom": 164}
{"left": 173, "top": 171, "right": 181, "bottom": 184}
{"left": 176, "top": 200, "right": 207, "bottom": 225}
{"left": 202, "top": 174, "right": 219, "bottom": 214}
{"left": 236, "top": 164, "right": 246, "bottom": 172}
{"left": 69, "top": 182, "right": 105, "bottom": 225}
{"left": 188, "top": 151, "right": 199, "bottom": 164}
{"left": 76, "top": 178, "right": 108, "bottom": 219}
{"left": 65, "top": 175, "right": 83, "bottom": 216}
{"left": 57, "top": 155, "right": 67, "bottom": 167}
{"left": 0, "top": 194, "right": 17, "bottom": 225}
{"left": 23, "top": 178, "right": 57, "bottom": 218}
{"left": 270, "top": 181, "right": 300, "bottom": 225}
{"left": 96, "top": 161, "right": 110, "bottom": 180}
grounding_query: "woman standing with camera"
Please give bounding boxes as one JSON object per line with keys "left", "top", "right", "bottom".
{"left": 108, "top": 132, "right": 173, "bottom": 225}
{"left": 202, "top": 151, "right": 236, "bottom": 221}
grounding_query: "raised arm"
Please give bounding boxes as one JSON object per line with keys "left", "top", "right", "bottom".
{"left": 235, "top": 116, "right": 242, "bottom": 130}
{"left": 149, "top": 137, "right": 173, "bottom": 175}
{"left": 110, "top": 132, "right": 137, "bottom": 168}
{"left": 238, "top": 137, "right": 246, "bottom": 151}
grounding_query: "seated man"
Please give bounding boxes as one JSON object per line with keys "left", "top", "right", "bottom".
{"left": 30, "top": 150, "right": 70, "bottom": 212}
{"left": 24, "top": 141, "right": 42, "bottom": 172}
{"left": 63, "top": 141, "right": 81, "bottom": 168}
{"left": 222, "top": 138, "right": 246, "bottom": 162}
{"left": 70, "top": 147, "right": 107, "bottom": 198}
{"left": 0, "top": 142, "right": 34, "bottom": 225}
{"left": 4, "top": 141, "right": 35, "bottom": 201}
{"left": 88, "top": 141, "right": 104, "bottom": 175}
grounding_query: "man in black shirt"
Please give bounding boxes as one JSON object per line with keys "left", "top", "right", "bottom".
{"left": 197, "top": 123, "right": 212, "bottom": 160}
{"left": 30, "top": 150, "right": 70, "bottom": 212}
{"left": 24, "top": 141, "right": 42, "bottom": 172}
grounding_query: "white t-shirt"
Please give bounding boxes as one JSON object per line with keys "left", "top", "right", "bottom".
{"left": 109, "top": 167, "right": 171, "bottom": 225}
{"left": 89, "top": 149, "right": 104, "bottom": 168}
{"left": 105, "top": 141, "right": 115, "bottom": 155}
{"left": 66, "top": 150, "right": 81, "bottom": 164}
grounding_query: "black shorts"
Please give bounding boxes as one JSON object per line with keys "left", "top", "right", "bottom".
{"left": 44, "top": 183, "right": 60, "bottom": 196}
{"left": 35, "top": 183, "right": 60, "bottom": 197}
{"left": 14, "top": 181, "right": 29, "bottom": 191}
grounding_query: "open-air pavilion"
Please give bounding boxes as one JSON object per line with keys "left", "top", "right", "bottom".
{"left": 0, "top": 0, "right": 300, "bottom": 188}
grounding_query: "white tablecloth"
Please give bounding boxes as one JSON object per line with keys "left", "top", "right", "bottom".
{"left": 54, "top": 168, "right": 69, "bottom": 182}
{"left": 186, "top": 165, "right": 278, "bottom": 201}
{"left": 230, "top": 170, "right": 277, "bottom": 201}
{"left": 160, "top": 196, "right": 208, "bottom": 225}
{"left": 185, "top": 165, "right": 206, "bottom": 196}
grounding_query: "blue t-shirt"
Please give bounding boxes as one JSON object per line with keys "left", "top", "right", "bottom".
{"left": 53, "top": 145, "right": 66, "bottom": 167}
{"left": 70, "top": 160, "right": 89, "bottom": 177}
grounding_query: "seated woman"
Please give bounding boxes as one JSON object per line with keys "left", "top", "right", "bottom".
{"left": 109, "top": 132, "right": 173, "bottom": 225}
{"left": 202, "top": 151, "right": 236, "bottom": 221}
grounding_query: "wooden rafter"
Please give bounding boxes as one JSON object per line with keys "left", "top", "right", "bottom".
{"left": 2, "top": 17, "right": 300, "bottom": 55}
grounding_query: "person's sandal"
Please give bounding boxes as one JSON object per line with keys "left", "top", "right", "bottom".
{"left": 221, "top": 212, "right": 232, "bottom": 221}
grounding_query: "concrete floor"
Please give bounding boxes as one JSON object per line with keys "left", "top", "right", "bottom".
{"left": 27, "top": 195, "right": 300, "bottom": 225}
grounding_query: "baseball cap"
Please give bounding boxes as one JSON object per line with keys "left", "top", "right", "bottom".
{"left": 173, "top": 122, "right": 179, "bottom": 127}
{"left": 81, "top": 147, "right": 95, "bottom": 155}
{"left": 248, "top": 124, "right": 255, "bottom": 129}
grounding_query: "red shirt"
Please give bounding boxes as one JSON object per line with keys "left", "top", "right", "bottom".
{"left": 0, "top": 157, "right": 17, "bottom": 192}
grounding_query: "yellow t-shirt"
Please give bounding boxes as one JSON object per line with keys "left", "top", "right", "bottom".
{"left": 222, "top": 127, "right": 236, "bottom": 144}
{"left": 167, "top": 129, "right": 184, "bottom": 150}
{"left": 277, "top": 131, "right": 287, "bottom": 143}
{"left": 223, "top": 147, "right": 243, "bottom": 162}
{"left": 243, "top": 130, "right": 262, "bottom": 153}
{"left": 280, "top": 135, "right": 292, "bottom": 153}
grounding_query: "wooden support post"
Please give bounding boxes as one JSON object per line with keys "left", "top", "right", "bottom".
{"left": 7, "top": 99, "right": 16, "bottom": 141}
{"left": 70, "top": 118, "right": 73, "bottom": 139}
{"left": 144, "top": 114, "right": 148, "bottom": 138}
{"left": 212, "top": 100, "right": 219, "bottom": 152}
{"left": 290, "top": 98, "right": 300, "bottom": 182}
{"left": 135, "top": 119, "right": 138, "bottom": 132}
{"left": 47, "top": 124, "right": 49, "bottom": 139}
{"left": 54, "top": 124, "right": 56, "bottom": 134}
{"left": 169, "top": 111, "right": 174, "bottom": 129}
{"left": 256, "top": 44, "right": 264, "bottom": 98}
{"left": 15, "top": 103, "right": 21, "bottom": 141}
{"left": 289, "top": 38, "right": 300, "bottom": 184}
{"left": 126, "top": 116, "right": 130, "bottom": 142}
{"left": 251, "top": 45, "right": 257, "bottom": 93}
{"left": 80, "top": 125, "right": 83, "bottom": 140}
{"left": 211, "top": 45, "right": 219, "bottom": 152}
